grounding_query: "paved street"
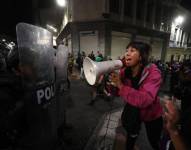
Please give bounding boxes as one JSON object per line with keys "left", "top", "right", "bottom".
{"left": 56, "top": 73, "right": 124, "bottom": 150}
{"left": 56, "top": 70, "right": 171, "bottom": 150}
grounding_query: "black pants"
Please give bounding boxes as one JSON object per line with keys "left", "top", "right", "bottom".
{"left": 144, "top": 117, "right": 163, "bottom": 150}
{"left": 121, "top": 104, "right": 163, "bottom": 150}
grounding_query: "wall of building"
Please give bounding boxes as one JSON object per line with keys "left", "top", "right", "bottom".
{"left": 71, "top": 0, "right": 105, "bottom": 22}
{"left": 151, "top": 38, "right": 163, "bottom": 60}
{"left": 169, "top": 6, "right": 191, "bottom": 49}
{"left": 110, "top": 32, "right": 164, "bottom": 60}
{"left": 135, "top": 35, "right": 163, "bottom": 61}
{"left": 58, "top": 0, "right": 183, "bottom": 61}
{"left": 166, "top": 5, "right": 191, "bottom": 62}
{"left": 79, "top": 31, "right": 99, "bottom": 56}
{"left": 76, "top": 28, "right": 166, "bottom": 60}
{"left": 111, "top": 31, "right": 131, "bottom": 59}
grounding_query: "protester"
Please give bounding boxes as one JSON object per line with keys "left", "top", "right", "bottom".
{"left": 88, "top": 51, "right": 95, "bottom": 61}
{"left": 111, "top": 41, "right": 163, "bottom": 150}
{"left": 88, "top": 74, "right": 105, "bottom": 105}
{"left": 68, "top": 53, "right": 74, "bottom": 75}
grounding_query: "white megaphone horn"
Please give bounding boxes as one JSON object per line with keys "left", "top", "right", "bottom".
{"left": 83, "top": 57, "right": 123, "bottom": 85}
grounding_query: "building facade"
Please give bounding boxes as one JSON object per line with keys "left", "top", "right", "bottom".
{"left": 56, "top": 0, "right": 189, "bottom": 62}
{"left": 167, "top": 5, "right": 191, "bottom": 62}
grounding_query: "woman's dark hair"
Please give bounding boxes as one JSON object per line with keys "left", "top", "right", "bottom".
{"left": 126, "top": 41, "right": 152, "bottom": 66}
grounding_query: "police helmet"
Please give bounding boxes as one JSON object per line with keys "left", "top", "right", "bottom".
{"left": 7, "top": 46, "right": 19, "bottom": 70}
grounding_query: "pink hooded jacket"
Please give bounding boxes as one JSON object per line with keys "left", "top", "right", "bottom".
{"left": 118, "top": 63, "right": 163, "bottom": 122}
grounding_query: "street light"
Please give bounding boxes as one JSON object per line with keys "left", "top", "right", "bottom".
{"left": 56, "top": 0, "right": 66, "bottom": 7}
{"left": 175, "top": 16, "right": 184, "bottom": 25}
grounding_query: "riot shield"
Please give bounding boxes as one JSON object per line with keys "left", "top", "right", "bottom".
{"left": 16, "top": 23, "right": 57, "bottom": 150}
{"left": 17, "top": 23, "right": 55, "bottom": 89}
{"left": 55, "top": 44, "right": 69, "bottom": 127}
{"left": 56, "top": 44, "right": 69, "bottom": 82}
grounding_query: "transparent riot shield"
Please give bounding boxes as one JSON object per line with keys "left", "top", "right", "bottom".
{"left": 55, "top": 44, "right": 69, "bottom": 127}
{"left": 56, "top": 44, "right": 69, "bottom": 82}
{"left": 16, "top": 23, "right": 55, "bottom": 89}
{"left": 16, "top": 23, "right": 57, "bottom": 150}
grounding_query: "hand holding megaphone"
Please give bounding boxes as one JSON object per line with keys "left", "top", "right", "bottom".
{"left": 109, "top": 71, "right": 122, "bottom": 88}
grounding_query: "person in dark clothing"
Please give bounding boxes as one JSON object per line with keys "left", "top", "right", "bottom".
{"left": 173, "top": 60, "right": 191, "bottom": 112}
{"left": 88, "top": 51, "right": 95, "bottom": 61}
{"left": 0, "top": 46, "right": 27, "bottom": 148}
{"left": 76, "top": 52, "right": 82, "bottom": 71}
{"left": 88, "top": 72, "right": 117, "bottom": 106}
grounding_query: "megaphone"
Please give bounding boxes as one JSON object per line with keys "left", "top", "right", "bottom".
{"left": 83, "top": 57, "right": 123, "bottom": 85}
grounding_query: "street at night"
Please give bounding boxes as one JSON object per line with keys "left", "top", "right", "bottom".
{"left": 0, "top": 0, "right": 191, "bottom": 150}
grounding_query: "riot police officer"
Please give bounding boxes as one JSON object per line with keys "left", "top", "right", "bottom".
{"left": 0, "top": 42, "right": 27, "bottom": 149}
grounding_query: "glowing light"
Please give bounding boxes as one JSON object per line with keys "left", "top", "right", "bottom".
{"left": 56, "top": 0, "right": 66, "bottom": 7}
{"left": 175, "top": 16, "right": 184, "bottom": 25}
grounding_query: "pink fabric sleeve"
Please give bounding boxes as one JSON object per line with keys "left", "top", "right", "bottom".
{"left": 118, "top": 68, "right": 162, "bottom": 108}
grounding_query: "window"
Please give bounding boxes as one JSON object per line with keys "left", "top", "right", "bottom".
{"left": 146, "top": 1, "right": 153, "bottom": 22}
{"left": 171, "top": 55, "right": 174, "bottom": 62}
{"left": 187, "top": 33, "right": 190, "bottom": 46}
{"left": 177, "top": 55, "right": 180, "bottom": 62}
{"left": 136, "top": 0, "right": 144, "bottom": 20}
{"left": 155, "top": 1, "right": 162, "bottom": 28}
{"left": 124, "top": 0, "right": 132, "bottom": 17}
{"left": 109, "top": 0, "right": 119, "bottom": 13}
{"left": 184, "top": 54, "right": 187, "bottom": 60}
{"left": 180, "top": 31, "right": 184, "bottom": 47}
{"left": 174, "top": 28, "right": 178, "bottom": 41}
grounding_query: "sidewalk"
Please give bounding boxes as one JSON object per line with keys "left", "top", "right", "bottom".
{"left": 84, "top": 108, "right": 154, "bottom": 150}
{"left": 84, "top": 108, "right": 123, "bottom": 150}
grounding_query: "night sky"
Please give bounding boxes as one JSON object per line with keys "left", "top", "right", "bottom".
{"left": 0, "top": 0, "right": 34, "bottom": 39}
{"left": 181, "top": 0, "right": 191, "bottom": 10}
{"left": 0, "top": 0, "right": 190, "bottom": 39}
{"left": 0, "top": 0, "right": 56, "bottom": 39}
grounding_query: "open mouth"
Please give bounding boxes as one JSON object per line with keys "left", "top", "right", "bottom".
{"left": 126, "top": 58, "right": 131, "bottom": 62}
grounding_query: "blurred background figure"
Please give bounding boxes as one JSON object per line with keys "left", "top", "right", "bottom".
{"left": 68, "top": 52, "right": 74, "bottom": 75}
{"left": 88, "top": 51, "right": 95, "bottom": 61}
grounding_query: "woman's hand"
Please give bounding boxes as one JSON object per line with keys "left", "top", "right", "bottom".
{"left": 164, "top": 100, "right": 188, "bottom": 150}
{"left": 109, "top": 72, "right": 122, "bottom": 89}
{"left": 164, "top": 100, "right": 180, "bottom": 134}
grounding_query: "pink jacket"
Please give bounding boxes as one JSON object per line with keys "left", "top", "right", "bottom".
{"left": 118, "top": 64, "right": 163, "bottom": 121}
